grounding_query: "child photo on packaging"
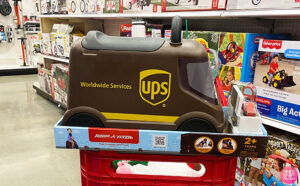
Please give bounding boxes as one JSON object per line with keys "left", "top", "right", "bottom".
{"left": 219, "top": 66, "right": 241, "bottom": 92}
{"left": 253, "top": 52, "right": 299, "bottom": 93}
{"left": 66, "top": 128, "right": 78, "bottom": 149}
{"left": 218, "top": 33, "right": 244, "bottom": 67}
{"left": 248, "top": 158, "right": 262, "bottom": 186}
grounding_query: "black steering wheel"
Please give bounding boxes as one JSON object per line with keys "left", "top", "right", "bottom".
{"left": 225, "top": 41, "right": 239, "bottom": 62}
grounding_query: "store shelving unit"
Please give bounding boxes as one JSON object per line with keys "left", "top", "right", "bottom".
{"left": 41, "top": 54, "right": 69, "bottom": 64}
{"left": 34, "top": 8, "right": 300, "bottom": 134}
{"left": 262, "top": 117, "right": 300, "bottom": 135}
{"left": 0, "top": 65, "right": 37, "bottom": 75}
{"left": 24, "top": 31, "right": 40, "bottom": 34}
{"left": 33, "top": 82, "right": 67, "bottom": 109}
{"left": 39, "top": 9, "right": 300, "bottom": 19}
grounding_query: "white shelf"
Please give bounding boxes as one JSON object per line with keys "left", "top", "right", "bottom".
{"left": 222, "top": 9, "right": 300, "bottom": 18}
{"left": 39, "top": 11, "right": 223, "bottom": 19}
{"left": 39, "top": 9, "right": 300, "bottom": 19}
{"left": 0, "top": 65, "right": 37, "bottom": 70}
{"left": 24, "top": 21, "right": 40, "bottom": 24}
{"left": 25, "top": 31, "right": 40, "bottom": 34}
{"left": 262, "top": 117, "right": 300, "bottom": 135}
{"left": 41, "top": 54, "right": 69, "bottom": 63}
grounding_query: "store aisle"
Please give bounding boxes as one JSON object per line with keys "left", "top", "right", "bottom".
{"left": 0, "top": 75, "right": 81, "bottom": 186}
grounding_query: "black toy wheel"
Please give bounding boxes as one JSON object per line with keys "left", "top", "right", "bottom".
{"left": 263, "top": 76, "right": 268, "bottom": 83}
{"left": 193, "top": 0, "right": 198, "bottom": 5}
{"left": 272, "top": 80, "right": 281, "bottom": 89}
{"left": 225, "top": 41, "right": 239, "bottom": 62}
{"left": 170, "top": 16, "right": 182, "bottom": 44}
{"left": 64, "top": 112, "right": 104, "bottom": 127}
{"left": 177, "top": 118, "right": 217, "bottom": 132}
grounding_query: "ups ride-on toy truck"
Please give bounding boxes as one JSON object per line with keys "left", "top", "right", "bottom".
{"left": 62, "top": 16, "right": 225, "bottom": 132}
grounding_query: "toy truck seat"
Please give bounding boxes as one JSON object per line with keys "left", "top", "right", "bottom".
{"left": 62, "top": 16, "right": 225, "bottom": 132}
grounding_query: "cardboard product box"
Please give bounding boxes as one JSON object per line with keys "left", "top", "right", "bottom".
{"left": 51, "top": 0, "right": 68, "bottom": 14}
{"left": 227, "top": 0, "right": 300, "bottom": 10}
{"left": 55, "top": 117, "right": 268, "bottom": 158}
{"left": 54, "top": 33, "right": 72, "bottom": 58}
{"left": 164, "top": 30, "right": 171, "bottom": 39}
{"left": 161, "top": 0, "right": 226, "bottom": 12}
{"left": 235, "top": 127, "right": 300, "bottom": 186}
{"left": 67, "top": 0, "right": 82, "bottom": 14}
{"left": 26, "top": 34, "right": 41, "bottom": 67}
{"left": 96, "top": 0, "right": 106, "bottom": 13}
{"left": 182, "top": 31, "right": 289, "bottom": 105}
{"left": 41, "top": 0, "right": 52, "bottom": 14}
{"left": 120, "top": 24, "right": 132, "bottom": 37}
{"left": 253, "top": 39, "right": 300, "bottom": 127}
{"left": 104, "top": 0, "right": 120, "bottom": 13}
{"left": 51, "top": 32, "right": 58, "bottom": 56}
{"left": 50, "top": 24, "right": 75, "bottom": 58}
{"left": 38, "top": 67, "right": 53, "bottom": 95}
{"left": 78, "top": 0, "right": 97, "bottom": 14}
{"left": 120, "top": 0, "right": 161, "bottom": 13}
{"left": 41, "top": 33, "right": 52, "bottom": 55}
{"left": 146, "top": 24, "right": 163, "bottom": 38}
{"left": 51, "top": 64, "right": 69, "bottom": 106}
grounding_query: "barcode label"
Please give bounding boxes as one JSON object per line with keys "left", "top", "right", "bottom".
{"left": 152, "top": 135, "right": 167, "bottom": 148}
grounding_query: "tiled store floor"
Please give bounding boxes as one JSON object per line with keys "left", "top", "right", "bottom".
{"left": 0, "top": 74, "right": 81, "bottom": 186}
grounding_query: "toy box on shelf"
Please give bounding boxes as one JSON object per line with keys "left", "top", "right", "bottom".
{"left": 227, "top": 0, "right": 300, "bottom": 10}
{"left": 41, "top": 33, "right": 52, "bottom": 55}
{"left": 67, "top": 0, "right": 104, "bottom": 14}
{"left": 26, "top": 34, "right": 41, "bottom": 67}
{"left": 236, "top": 126, "right": 300, "bottom": 186}
{"left": 38, "top": 64, "right": 52, "bottom": 95}
{"left": 51, "top": 24, "right": 74, "bottom": 58}
{"left": 121, "top": 23, "right": 163, "bottom": 38}
{"left": 182, "top": 31, "right": 289, "bottom": 104}
{"left": 51, "top": 0, "right": 68, "bottom": 14}
{"left": 50, "top": 24, "right": 83, "bottom": 58}
{"left": 104, "top": 0, "right": 120, "bottom": 13}
{"left": 120, "top": 24, "right": 132, "bottom": 37}
{"left": 161, "top": 0, "right": 226, "bottom": 12}
{"left": 41, "top": 0, "right": 52, "bottom": 14}
{"left": 146, "top": 24, "right": 163, "bottom": 38}
{"left": 51, "top": 64, "right": 69, "bottom": 106}
{"left": 120, "top": 0, "right": 161, "bottom": 13}
{"left": 253, "top": 39, "right": 300, "bottom": 128}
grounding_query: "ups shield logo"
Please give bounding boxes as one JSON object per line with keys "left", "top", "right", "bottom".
{"left": 139, "top": 69, "right": 171, "bottom": 106}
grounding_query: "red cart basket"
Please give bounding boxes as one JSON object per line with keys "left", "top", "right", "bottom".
{"left": 80, "top": 150, "right": 237, "bottom": 186}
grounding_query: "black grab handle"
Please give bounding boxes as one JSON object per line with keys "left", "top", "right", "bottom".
{"left": 171, "top": 16, "right": 182, "bottom": 45}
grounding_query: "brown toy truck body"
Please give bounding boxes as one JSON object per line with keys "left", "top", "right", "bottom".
{"left": 62, "top": 18, "right": 224, "bottom": 132}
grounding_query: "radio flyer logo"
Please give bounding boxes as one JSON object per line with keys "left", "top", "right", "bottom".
{"left": 139, "top": 69, "right": 171, "bottom": 106}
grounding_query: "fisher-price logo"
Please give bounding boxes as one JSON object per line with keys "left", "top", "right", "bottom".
{"left": 262, "top": 40, "right": 283, "bottom": 49}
